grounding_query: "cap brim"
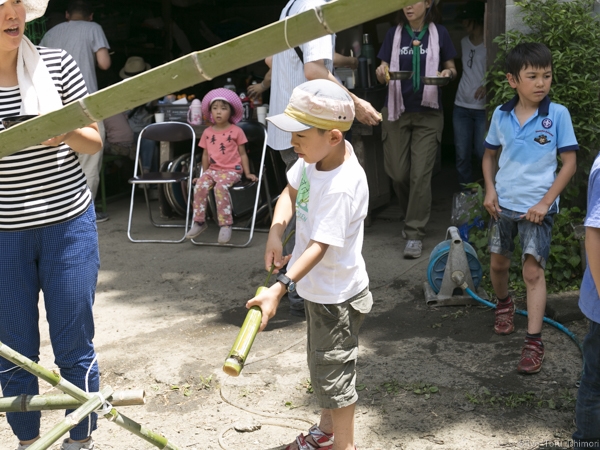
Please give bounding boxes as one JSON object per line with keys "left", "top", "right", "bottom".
{"left": 266, "top": 113, "right": 311, "bottom": 132}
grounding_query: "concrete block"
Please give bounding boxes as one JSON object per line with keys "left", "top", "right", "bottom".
{"left": 545, "top": 290, "right": 584, "bottom": 323}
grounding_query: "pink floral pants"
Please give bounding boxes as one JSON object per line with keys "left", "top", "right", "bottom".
{"left": 192, "top": 169, "right": 241, "bottom": 226}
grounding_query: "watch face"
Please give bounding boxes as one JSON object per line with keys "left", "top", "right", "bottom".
{"left": 288, "top": 281, "right": 296, "bottom": 292}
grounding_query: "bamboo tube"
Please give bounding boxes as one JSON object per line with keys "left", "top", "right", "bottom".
{"left": 0, "top": 390, "right": 145, "bottom": 412}
{"left": 223, "top": 300, "right": 264, "bottom": 377}
{"left": 27, "top": 386, "right": 114, "bottom": 450}
{"left": 0, "top": 341, "right": 182, "bottom": 450}
{"left": 223, "top": 232, "right": 295, "bottom": 377}
{"left": 0, "top": 0, "right": 420, "bottom": 156}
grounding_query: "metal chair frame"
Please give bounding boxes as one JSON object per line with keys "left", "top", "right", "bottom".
{"left": 192, "top": 122, "right": 273, "bottom": 248}
{"left": 127, "top": 122, "right": 196, "bottom": 243}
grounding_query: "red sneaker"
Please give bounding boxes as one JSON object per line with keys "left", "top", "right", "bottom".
{"left": 517, "top": 339, "right": 545, "bottom": 374}
{"left": 494, "top": 299, "right": 515, "bottom": 335}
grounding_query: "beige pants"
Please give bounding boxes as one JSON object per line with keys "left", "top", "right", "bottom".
{"left": 381, "top": 107, "right": 443, "bottom": 240}
{"left": 78, "top": 121, "right": 105, "bottom": 200}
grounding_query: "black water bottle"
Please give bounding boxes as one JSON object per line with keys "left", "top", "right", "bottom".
{"left": 361, "top": 33, "right": 376, "bottom": 88}
{"left": 357, "top": 55, "right": 369, "bottom": 89}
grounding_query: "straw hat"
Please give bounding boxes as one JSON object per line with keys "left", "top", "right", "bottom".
{"left": 201, "top": 88, "right": 244, "bottom": 125}
{"left": 0, "top": 0, "right": 49, "bottom": 22}
{"left": 119, "top": 56, "right": 152, "bottom": 79}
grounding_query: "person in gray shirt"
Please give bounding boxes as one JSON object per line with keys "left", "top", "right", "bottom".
{"left": 41, "top": 0, "right": 111, "bottom": 222}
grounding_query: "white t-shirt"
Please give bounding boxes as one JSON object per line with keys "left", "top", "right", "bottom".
{"left": 267, "top": 0, "right": 334, "bottom": 150}
{"left": 287, "top": 141, "right": 369, "bottom": 304}
{"left": 454, "top": 36, "right": 485, "bottom": 110}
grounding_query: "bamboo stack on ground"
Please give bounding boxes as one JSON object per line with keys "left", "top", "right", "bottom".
{"left": 0, "top": 341, "right": 182, "bottom": 450}
{"left": 0, "top": 390, "right": 145, "bottom": 412}
{"left": 28, "top": 386, "right": 114, "bottom": 450}
{"left": 0, "top": 0, "right": 420, "bottom": 156}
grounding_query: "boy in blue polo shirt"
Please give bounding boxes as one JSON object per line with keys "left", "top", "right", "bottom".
{"left": 482, "top": 42, "right": 578, "bottom": 374}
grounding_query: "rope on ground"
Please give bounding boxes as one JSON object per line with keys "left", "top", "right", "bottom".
{"left": 218, "top": 335, "right": 311, "bottom": 450}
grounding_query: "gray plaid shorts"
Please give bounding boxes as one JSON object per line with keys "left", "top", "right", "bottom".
{"left": 488, "top": 204, "right": 557, "bottom": 268}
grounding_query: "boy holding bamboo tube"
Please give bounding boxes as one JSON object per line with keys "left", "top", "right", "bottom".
{"left": 247, "top": 79, "right": 372, "bottom": 450}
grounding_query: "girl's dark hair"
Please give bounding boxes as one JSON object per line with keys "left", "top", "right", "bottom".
{"left": 506, "top": 43, "right": 553, "bottom": 81}
{"left": 464, "top": 17, "right": 484, "bottom": 28}
{"left": 395, "top": 0, "right": 441, "bottom": 25}
{"left": 67, "top": 0, "right": 93, "bottom": 18}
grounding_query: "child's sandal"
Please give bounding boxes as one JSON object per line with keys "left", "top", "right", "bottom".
{"left": 284, "top": 424, "right": 334, "bottom": 450}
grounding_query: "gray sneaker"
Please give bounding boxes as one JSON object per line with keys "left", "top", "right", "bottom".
{"left": 185, "top": 221, "right": 207, "bottom": 239}
{"left": 60, "top": 438, "right": 94, "bottom": 450}
{"left": 16, "top": 444, "right": 30, "bottom": 450}
{"left": 218, "top": 226, "right": 232, "bottom": 244}
{"left": 95, "top": 211, "right": 109, "bottom": 223}
{"left": 403, "top": 239, "right": 422, "bottom": 259}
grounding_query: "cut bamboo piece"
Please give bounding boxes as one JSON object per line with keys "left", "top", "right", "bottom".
{"left": 0, "top": 0, "right": 420, "bottom": 156}
{"left": 0, "top": 390, "right": 145, "bottom": 412}
{"left": 223, "top": 299, "right": 264, "bottom": 377}
{"left": 27, "top": 386, "right": 114, "bottom": 450}
{"left": 0, "top": 341, "right": 182, "bottom": 450}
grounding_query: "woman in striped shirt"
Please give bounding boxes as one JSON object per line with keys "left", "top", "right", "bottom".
{"left": 0, "top": 0, "right": 102, "bottom": 448}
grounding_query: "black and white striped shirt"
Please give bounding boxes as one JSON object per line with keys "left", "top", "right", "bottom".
{"left": 0, "top": 47, "right": 91, "bottom": 230}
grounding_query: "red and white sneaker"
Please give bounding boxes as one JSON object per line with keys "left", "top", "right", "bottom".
{"left": 494, "top": 298, "right": 515, "bottom": 335}
{"left": 517, "top": 339, "right": 545, "bottom": 374}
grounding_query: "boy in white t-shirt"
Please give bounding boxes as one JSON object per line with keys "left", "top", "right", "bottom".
{"left": 247, "top": 79, "right": 372, "bottom": 450}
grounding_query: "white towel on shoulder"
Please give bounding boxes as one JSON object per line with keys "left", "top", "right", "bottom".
{"left": 17, "top": 36, "right": 62, "bottom": 115}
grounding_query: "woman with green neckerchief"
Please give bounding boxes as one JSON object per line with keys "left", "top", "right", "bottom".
{"left": 376, "top": 0, "right": 457, "bottom": 259}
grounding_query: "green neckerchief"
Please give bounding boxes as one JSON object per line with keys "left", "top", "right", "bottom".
{"left": 405, "top": 23, "right": 428, "bottom": 92}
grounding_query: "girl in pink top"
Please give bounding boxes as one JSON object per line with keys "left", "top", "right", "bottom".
{"left": 186, "top": 88, "right": 257, "bottom": 244}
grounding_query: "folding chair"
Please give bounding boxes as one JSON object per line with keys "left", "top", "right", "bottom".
{"left": 127, "top": 122, "right": 196, "bottom": 243}
{"left": 192, "top": 120, "right": 273, "bottom": 248}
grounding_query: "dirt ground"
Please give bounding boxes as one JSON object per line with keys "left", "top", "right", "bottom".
{"left": 0, "top": 167, "right": 587, "bottom": 450}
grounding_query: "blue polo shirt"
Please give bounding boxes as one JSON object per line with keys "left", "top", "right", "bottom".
{"left": 484, "top": 95, "right": 579, "bottom": 213}
{"left": 579, "top": 153, "right": 600, "bottom": 323}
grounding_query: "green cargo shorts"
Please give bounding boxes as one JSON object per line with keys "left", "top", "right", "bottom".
{"left": 305, "top": 287, "right": 373, "bottom": 409}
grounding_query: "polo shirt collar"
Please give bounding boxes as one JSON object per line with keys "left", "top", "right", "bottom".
{"left": 499, "top": 95, "right": 551, "bottom": 115}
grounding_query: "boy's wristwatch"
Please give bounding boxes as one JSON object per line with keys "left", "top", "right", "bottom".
{"left": 276, "top": 273, "right": 296, "bottom": 293}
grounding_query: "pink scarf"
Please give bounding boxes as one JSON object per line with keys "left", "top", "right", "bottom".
{"left": 388, "top": 23, "right": 440, "bottom": 121}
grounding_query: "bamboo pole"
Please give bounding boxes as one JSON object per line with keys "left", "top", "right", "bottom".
{"left": 0, "top": 0, "right": 418, "bottom": 156}
{"left": 0, "top": 341, "right": 182, "bottom": 450}
{"left": 0, "top": 390, "right": 145, "bottom": 412}
{"left": 27, "top": 386, "right": 114, "bottom": 450}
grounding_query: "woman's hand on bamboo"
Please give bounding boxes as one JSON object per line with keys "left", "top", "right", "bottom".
{"left": 41, "top": 133, "right": 68, "bottom": 147}
{"left": 246, "top": 283, "right": 285, "bottom": 331}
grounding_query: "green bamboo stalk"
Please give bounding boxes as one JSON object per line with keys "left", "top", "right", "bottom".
{"left": 0, "top": 390, "right": 145, "bottom": 412}
{"left": 28, "top": 386, "right": 114, "bottom": 450}
{"left": 223, "top": 230, "right": 297, "bottom": 376}
{"left": 0, "top": 341, "right": 182, "bottom": 450}
{"left": 0, "top": 0, "right": 419, "bottom": 156}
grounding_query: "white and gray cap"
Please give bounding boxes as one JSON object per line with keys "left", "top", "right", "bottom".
{"left": 267, "top": 79, "right": 355, "bottom": 133}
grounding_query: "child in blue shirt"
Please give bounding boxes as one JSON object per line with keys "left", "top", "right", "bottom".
{"left": 482, "top": 42, "right": 578, "bottom": 374}
{"left": 572, "top": 152, "right": 600, "bottom": 448}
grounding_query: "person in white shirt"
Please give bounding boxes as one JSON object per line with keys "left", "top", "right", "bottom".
{"left": 248, "top": 79, "right": 372, "bottom": 450}
{"left": 453, "top": 0, "right": 486, "bottom": 186}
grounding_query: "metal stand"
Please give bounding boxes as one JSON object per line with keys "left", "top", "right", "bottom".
{"left": 0, "top": 341, "right": 182, "bottom": 450}
{"left": 423, "top": 226, "right": 489, "bottom": 307}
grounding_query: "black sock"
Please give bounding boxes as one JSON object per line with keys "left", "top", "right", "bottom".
{"left": 497, "top": 295, "right": 511, "bottom": 304}
{"left": 526, "top": 333, "right": 543, "bottom": 346}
